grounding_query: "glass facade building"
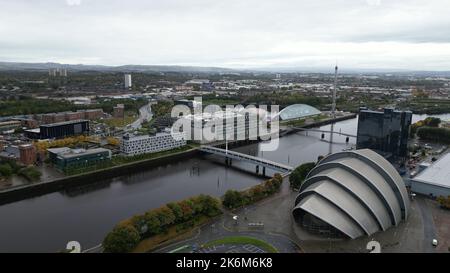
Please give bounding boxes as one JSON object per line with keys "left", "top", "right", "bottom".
{"left": 356, "top": 108, "right": 412, "bottom": 158}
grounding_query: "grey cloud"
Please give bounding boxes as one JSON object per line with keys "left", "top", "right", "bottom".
{"left": 1, "top": 0, "right": 450, "bottom": 69}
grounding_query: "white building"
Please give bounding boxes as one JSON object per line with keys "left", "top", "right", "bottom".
{"left": 124, "top": 74, "right": 132, "bottom": 89}
{"left": 181, "top": 108, "right": 260, "bottom": 144}
{"left": 120, "top": 132, "right": 186, "bottom": 156}
{"left": 409, "top": 152, "right": 450, "bottom": 198}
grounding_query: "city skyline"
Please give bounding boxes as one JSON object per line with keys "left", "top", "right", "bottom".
{"left": 2, "top": 0, "right": 450, "bottom": 70}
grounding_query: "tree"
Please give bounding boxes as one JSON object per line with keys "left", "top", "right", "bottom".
{"left": 103, "top": 224, "right": 141, "bottom": 253}
{"left": 424, "top": 117, "right": 441, "bottom": 127}
{"left": 194, "top": 194, "right": 221, "bottom": 216}
{"left": 167, "top": 202, "right": 184, "bottom": 223}
{"left": 222, "top": 190, "right": 245, "bottom": 209}
{"left": 178, "top": 200, "right": 194, "bottom": 221}
{"left": 289, "top": 162, "right": 316, "bottom": 189}
{"left": 144, "top": 211, "right": 162, "bottom": 235}
{"left": 0, "top": 163, "right": 13, "bottom": 177}
{"left": 154, "top": 206, "right": 176, "bottom": 227}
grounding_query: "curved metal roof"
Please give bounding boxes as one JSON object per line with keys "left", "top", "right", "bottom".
{"left": 277, "top": 104, "right": 321, "bottom": 121}
{"left": 293, "top": 149, "right": 410, "bottom": 239}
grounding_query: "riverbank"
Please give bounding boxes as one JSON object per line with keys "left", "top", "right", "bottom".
{"left": 0, "top": 114, "right": 357, "bottom": 205}
{"left": 0, "top": 147, "right": 200, "bottom": 205}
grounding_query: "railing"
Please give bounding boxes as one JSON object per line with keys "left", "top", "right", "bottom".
{"left": 199, "top": 146, "right": 294, "bottom": 172}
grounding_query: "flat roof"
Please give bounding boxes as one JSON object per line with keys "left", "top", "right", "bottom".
{"left": 40, "top": 119, "right": 88, "bottom": 127}
{"left": 57, "top": 148, "right": 111, "bottom": 159}
{"left": 413, "top": 152, "right": 450, "bottom": 189}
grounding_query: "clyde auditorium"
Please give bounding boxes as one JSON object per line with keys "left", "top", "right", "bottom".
{"left": 293, "top": 149, "right": 410, "bottom": 239}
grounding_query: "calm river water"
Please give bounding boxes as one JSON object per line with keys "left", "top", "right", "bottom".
{"left": 0, "top": 113, "right": 448, "bottom": 252}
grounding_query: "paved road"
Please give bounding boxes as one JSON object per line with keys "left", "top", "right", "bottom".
{"left": 129, "top": 102, "right": 153, "bottom": 130}
{"left": 154, "top": 216, "right": 300, "bottom": 253}
{"left": 416, "top": 197, "right": 437, "bottom": 253}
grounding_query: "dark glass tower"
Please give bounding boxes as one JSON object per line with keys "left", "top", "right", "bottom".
{"left": 357, "top": 108, "right": 412, "bottom": 158}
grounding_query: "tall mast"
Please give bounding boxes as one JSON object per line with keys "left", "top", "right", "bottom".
{"left": 329, "top": 65, "right": 338, "bottom": 155}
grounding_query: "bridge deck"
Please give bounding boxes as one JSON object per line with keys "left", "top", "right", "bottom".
{"left": 199, "top": 146, "right": 294, "bottom": 172}
{"left": 292, "top": 127, "right": 356, "bottom": 137}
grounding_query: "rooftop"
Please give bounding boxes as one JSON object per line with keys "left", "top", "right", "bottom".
{"left": 40, "top": 119, "right": 88, "bottom": 127}
{"left": 55, "top": 148, "right": 111, "bottom": 159}
{"left": 413, "top": 152, "right": 450, "bottom": 189}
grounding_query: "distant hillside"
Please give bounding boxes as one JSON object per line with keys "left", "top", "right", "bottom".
{"left": 0, "top": 62, "right": 238, "bottom": 73}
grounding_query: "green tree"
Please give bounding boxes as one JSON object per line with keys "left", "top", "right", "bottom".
{"left": 424, "top": 117, "right": 441, "bottom": 127}
{"left": 144, "top": 212, "right": 162, "bottom": 235}
{"left": 154, "top": 206, "right": 176, "bottom": 227}
{"left": 179, "top": 200, "right": 194, "bottom": 221}
{"left": 0, "top": 163, "right": 13, "bottom": 177}
{"left": 103, "top": 224, "right": 141, "bottom": 253}
{"left": 167, "top": 202, "right": 184, "bottom": 223}
{"left": 289, "top": 162, "right": 316, "bottom": 189}
{"left": 222, "top": 190, "right": 245, "bottom": 209}
{"left": 417, "top": 127, "right": 450, "bottom": 144}
{"left": 193, "top": 194, "right": 221, "bottom": 216}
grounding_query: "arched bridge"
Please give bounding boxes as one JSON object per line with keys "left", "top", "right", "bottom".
{"left": 199, "top": 146, "right": 294, "bottom": 175}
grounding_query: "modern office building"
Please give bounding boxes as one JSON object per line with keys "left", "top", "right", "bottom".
{"left": 120, "top": 132, "right": 186, "bottom": 156}
{"left": 293, "top": 149, "right": 410, "bottom": 239}
{"left": 47, "top": 147, "right": 112, "bottom": 171}
{"left": 124, "top": 74, "right": 132, "bottom": 89}
{"left": 409, "top": 153, "right": 450, "bottom": 198}
{"left": 356, "top": 108, "right": 412, "bottom": 158}
{"left": 182, "top": 109, "right": 259, "bottom": 144}
{"left": 25, "top": 120, "right": 89, "bottom": 139}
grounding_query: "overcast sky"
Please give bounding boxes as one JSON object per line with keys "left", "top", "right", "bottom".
{"left": 1, "top": 0, "right": 450, "bottom": 70}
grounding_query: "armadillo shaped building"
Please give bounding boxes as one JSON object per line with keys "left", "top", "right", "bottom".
{"left": 293, "top": 149, "right": 410, "bottom": 239}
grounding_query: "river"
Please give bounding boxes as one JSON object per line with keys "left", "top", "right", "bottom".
{"left": 0, "top": 113, "right": 448, "bottom": 252}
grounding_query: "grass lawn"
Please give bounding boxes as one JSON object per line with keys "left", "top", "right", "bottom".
{"left": 104, "top": 114, "right": 136, "bottom": 128}
{"left": 203, "top": 236, "right": 278, "bottom": 253}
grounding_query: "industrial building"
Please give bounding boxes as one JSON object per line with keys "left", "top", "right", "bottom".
{"left": 47, "top": 147, "right": 112, "bottom": 171}
{"left": 409, "top": 153, "right": 450, "bottom": 198}
{"left": 120, "top": 132, "right": 186, "bottom": 156}
{"left": 357, "top": 108, "right": 412, "bottom": 158}
{"left": 25, "top": 120, "right": 89, "bottom": 139}
{"left": 293, "top": 149, "right": 410, "bottom": 239}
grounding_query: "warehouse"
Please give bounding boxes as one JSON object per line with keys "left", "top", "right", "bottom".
{"left": 25, "top": 120, "right": 89, "bottom": 139}
{"left": 409, "top": 153, "right": 450, "bottom": 198}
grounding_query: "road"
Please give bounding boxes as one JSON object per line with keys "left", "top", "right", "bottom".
{"left": 416, "top": 197, "right": 437, "bottom": 253}
{"left": 129, "top": 102, "right": 153, "bottom": 130}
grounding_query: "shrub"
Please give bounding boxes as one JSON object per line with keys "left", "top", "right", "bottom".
{"left": 437, "top": 196, "right": 450, "bottom": 210}
{"left": 103, "top": 224, "right": 141, "bottom": 253}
